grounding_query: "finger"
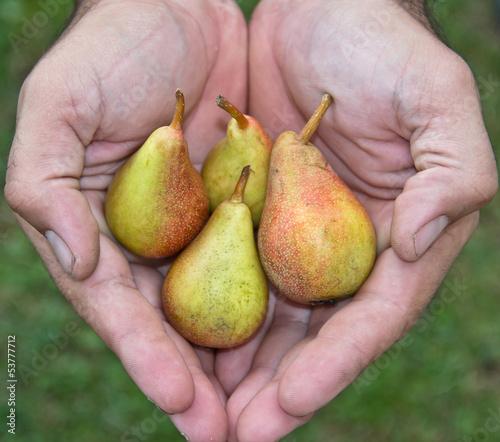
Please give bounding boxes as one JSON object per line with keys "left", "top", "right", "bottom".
{"left": 134, "top": 263, "right": 229, "bottom": 441}
{"left": 226, "top": 294, "right": 311, "bottom": 441}
{"left": 391, "top": 59, "right": 498, "bottom": 261}
{"left": 278, "top": 213, "right": 478, "bottom": 417}
{"left": 80, "top": 236, "right": 197, "bottom": 414}
{"left": 228, "top": 301, "right": 345, "bottom": 442}
{"left": 195, "top": 346, "right": 228, "bottom": 407}
{"left": 130, "top": 263, "right": 170, "bottom": 316}
{"left": 235, "top": 379, "right": 314, "bottom": 442}
{"left": 168, "top": 367, "right": 228, "bottom": 442}
{"left": 166, "top": 324, "right": 228, "bottom": 441}
{"left": 5, "top": 69, "right": 101, "bottom": 280}
{"left": 18, "top": 219, "right": 195, "bottom": 414}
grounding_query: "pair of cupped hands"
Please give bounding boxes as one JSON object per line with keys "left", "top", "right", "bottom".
{"left": 5, "top": 0, "right": 498, "bottom": 440}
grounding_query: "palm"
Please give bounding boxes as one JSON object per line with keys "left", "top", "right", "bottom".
{"left": 73, "top": 1, "right": 246, "bottom": 231}
{"left": 248, "top": 1, "right": 445, "bottom": 251}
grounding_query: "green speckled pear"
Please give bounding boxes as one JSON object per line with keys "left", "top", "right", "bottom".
{"left": 201, "top": 95, "right": 273, "bottom": 228}
{"left": 258, "top": 94, "right": 376, "bottom": 304}
{"left": 104, "top": 89, "right": 209, "bottom": 258}
{"left": 163, "top": 166, "right": 268, "bottom": 348}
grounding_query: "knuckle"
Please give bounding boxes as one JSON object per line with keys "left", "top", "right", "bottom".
{"left": 452, "top": 56, "right": 477, "bottom": 90}
{"left": 479, "top": 172, "right": 499, "bottom": 206}
{"left": 4, "top": 153, "right": 43, "bottom": 217}
{"left": 4, "top": 148, "right": 33, "bottom": 214}
{"left": 4, "top": 178, "right": 34, "bottom": 215}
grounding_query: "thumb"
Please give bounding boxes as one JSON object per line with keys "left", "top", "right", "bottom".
{"left": 391, "top": 112, "right": 498, "bottom": 261}
{"left": 5, "top": 84, "right": 100, "bottom": 280}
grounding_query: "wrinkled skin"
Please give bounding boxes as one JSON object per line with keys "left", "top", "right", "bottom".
{"left": 5, "top": 1, "right": 247, "bottom": 439}
{"left": 4, "top": 0, "right": 498, "bottom": 441}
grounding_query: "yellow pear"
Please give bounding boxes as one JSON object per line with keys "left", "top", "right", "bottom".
{"left": 201, "top": 95, "right": 273, "bottom": 228}
{"left": 163, "top": 166, "right": 268, "bottom": 348}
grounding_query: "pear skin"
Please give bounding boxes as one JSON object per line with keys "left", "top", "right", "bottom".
{"left": 163, "top": 166, "right": 268, "bottom": 348}
{"left": 258, "top": 94, "right": 376, "bottom": 304}
{"left": 105, "top": 89, "right": 209, "bottom": 258}
{"left": 201, "top": 95, "right": 273, "bottom": 228}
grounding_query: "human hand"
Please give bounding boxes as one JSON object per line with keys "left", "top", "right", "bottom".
{"left": 216, "top": 0, "right": 498, "bottom": 440}
{"left": 5, "top": 0, "right": 247, "bottom": 439}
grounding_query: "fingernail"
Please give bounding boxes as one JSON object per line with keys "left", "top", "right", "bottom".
{"left": 45, "top": 230, "right": 75, "bottom": 276}
{"left": 413, "top": 215, "right": 449, "bottom": 257}
{"left": 156, "top": 405, "right": 171, "bottom": 415}
{"left": 147, "top": 397, "right": 174, "bottom": 416}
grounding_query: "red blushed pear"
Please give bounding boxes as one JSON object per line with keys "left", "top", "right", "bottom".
{"left": 104, "top": 89, "right": 209, "bottom": 258}
{"left": 257, "top": 94, "right": 377, "bottom": 304}
{"left": 201, "top": 95, "right": 273, "bottom": 228}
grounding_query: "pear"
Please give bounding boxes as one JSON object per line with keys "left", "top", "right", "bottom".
{"left": 105, "top": 89, "right": 209, "bottom": 258}
{"left": 201, "top": 95, "right": 273, "bottom": 228}
{"left": 257, "top": 94, "right": 376, "bottom": 304}
{"left": 163, "top": 166, "right": 269, "bottom": 348}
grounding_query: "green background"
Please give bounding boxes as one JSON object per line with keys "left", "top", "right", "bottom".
{"left": 1, "top": 1, "right": 499, "bottom": 441}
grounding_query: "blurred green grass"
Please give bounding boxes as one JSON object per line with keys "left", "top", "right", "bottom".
{"left": 1, "top": 1, "right": 499, "bottom": 441}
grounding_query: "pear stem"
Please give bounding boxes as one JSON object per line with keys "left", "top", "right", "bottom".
{"left": 170, "top": 89, "right": 185, "bottom": 130}
{"left": 297, "top": 93, "right": 333, "bottom": 144}
{"left": 216, "top": 95, "right": 249, "bottom": 130}
{"left": 230, "top": 165, "right": 252, "bottom": 203}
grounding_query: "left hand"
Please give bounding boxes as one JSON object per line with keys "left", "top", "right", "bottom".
{"left": 214, "top": 1, "right": 498, "bottom": 440}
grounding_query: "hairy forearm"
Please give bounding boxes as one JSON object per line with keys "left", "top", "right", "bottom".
{"left": 397, "top": 0, "right": 444, "bottom": 40}
{"left": 72, "top": 0, "right": 99, "bottom": 21}
{"left": 75, "top": 0, "right": 99, "bottom": 5}
{"left": 398, "top": 0, "right": 425, "bottom": 19}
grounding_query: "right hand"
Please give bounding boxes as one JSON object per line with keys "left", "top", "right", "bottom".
{"left": 5, "top": 0, "right": 247, "bottom": 439}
